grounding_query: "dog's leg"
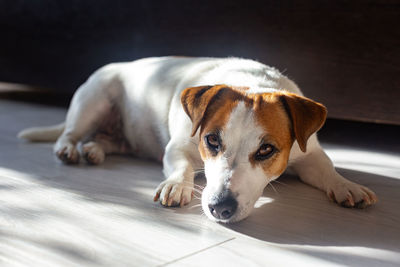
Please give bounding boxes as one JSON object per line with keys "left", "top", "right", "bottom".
{"left": 54, "top": 95, "right": 112, "bottom": 164}
{"left": 54, "top": 69, "right": 121, "bottom": 164}
{"left": 81, "top": 138, "right": 129, "bottom": 165}
{"left": 290, "top": 135, "right": 378, "bottom": 208}
{"left": 153, "top": 141, "right": 195, "bottom": 207}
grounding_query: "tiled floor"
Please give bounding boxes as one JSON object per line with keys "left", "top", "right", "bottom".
{"left": 0, "top": 99, "right": 399, "bottom": 266}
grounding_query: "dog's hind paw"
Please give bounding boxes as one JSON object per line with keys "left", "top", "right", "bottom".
{"left": 327, "top": 182, "right": 378, "bottom": 209}
{"left": 82, "top": 142, "right": 105, "bottom": 165}
{"left": 54, "top": 143, "right": 80, "bottom": 164}
{"left": 153, "top": 180, "right": 193, "bottom": 207}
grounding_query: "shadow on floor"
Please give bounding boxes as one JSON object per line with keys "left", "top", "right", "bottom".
{"left": 225, "top": 168, "right": 400, "bottom": 252}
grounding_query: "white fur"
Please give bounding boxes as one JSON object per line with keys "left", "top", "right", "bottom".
{"left": 18, "top": 56, "right": 377, "bottom": 223}
{"left": 17, "top": 122, "right": 65, "bottom": 142}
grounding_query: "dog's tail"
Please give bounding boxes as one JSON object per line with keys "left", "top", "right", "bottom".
{"left": 17, "top": 122, "right": 65, "bottom": 142}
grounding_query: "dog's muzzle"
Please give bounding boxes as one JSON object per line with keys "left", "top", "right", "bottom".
{"left": 207, "top": 190, "right": 238, "bottom": 220}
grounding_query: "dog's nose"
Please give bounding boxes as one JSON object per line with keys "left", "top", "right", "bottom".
{"left": 208, "top": 195, "right": 238, "bottom": 220}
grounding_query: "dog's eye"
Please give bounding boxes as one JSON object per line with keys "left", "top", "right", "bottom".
{"left": 255, "top": 144, "right": 276, "bottom": 161}
{"left": 205, "top": 134, "right": 220, "bottom": 152}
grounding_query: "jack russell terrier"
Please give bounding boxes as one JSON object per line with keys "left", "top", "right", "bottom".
{"left": 18, "top": 56, "right": 377, "bottom": 223}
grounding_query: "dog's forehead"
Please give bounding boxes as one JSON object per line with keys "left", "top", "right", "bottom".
{"left": 222, "top": 101, "right": 263, "bottom": 152}
{"left": 220, "top": 93, "right": 291, "bottom": 151}
{"left": 199, "top": 89, "right": 291, "bottom": 149}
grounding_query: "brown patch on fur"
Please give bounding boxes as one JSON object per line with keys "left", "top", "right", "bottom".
{"left": 197, "top": 96, "right": 241, "bottom": 160}
{"left": 181, "top": 85, "right": 216, "bottom": 136}
{"left": 249, "top": 91, "right": 327, "bottom": 177}
{"left": 277, "top": 92, "right": 327, "bottom": 152}
{"left": 250, "top": 93, "right": 294, "bottom": 177}
{"left": 181, "top": 85, "right": 251, "bottom": 137}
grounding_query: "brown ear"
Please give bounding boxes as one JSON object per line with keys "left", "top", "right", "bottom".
{"left": 279, "top": 93, "right": 327, "bottom": 152}
{"left": 181, "top": 85, "right": 224, "bottom": 136}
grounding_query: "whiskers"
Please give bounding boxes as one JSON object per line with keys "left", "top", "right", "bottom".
{"left": 187, "top": 203, "right": 203, "bottom": 210}
{"left": 176, "top": 182, "right": 206, "bottom": 217}
{"left": 271, "top": 179, "right": 288, "bottom": 186}
{"left": 178, "top": 181, "right": 204, "bottom": 200}
{"left": 266, "top": 179, "right": 289, "bottom": 195}
{"left": 267, "top": 182, "right": 279, "bottom": 195}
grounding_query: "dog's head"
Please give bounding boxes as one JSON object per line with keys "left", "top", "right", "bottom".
{"left": 181, "top": 85, "right": 327, "bottom": 223}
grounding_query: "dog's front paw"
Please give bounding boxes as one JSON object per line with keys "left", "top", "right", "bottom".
{"left": 153, "top": 180, "right": 193, "bottom": 207}
{"left": 327, "top": 181, "right": 378, "bottom": 208}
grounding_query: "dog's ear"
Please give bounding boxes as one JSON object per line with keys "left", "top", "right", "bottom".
{"left": 279, "top": 93, "right": 327, "bottom": 152}
{"left": 181, "top": 85, "right": 223, "bottom": 137}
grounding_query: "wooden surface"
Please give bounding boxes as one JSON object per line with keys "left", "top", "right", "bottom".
{"left": 0, "top": 1, "right": 400, "bottom": 124}
{"left": 1, "top": 99, "right": 400, "bottom": 266}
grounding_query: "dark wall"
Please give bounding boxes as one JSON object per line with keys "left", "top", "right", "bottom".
{"left": 1, "top": 0, "right": 399, "bottom": 124}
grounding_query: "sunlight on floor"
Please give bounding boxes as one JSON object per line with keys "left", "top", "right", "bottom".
{"left": 254, "top": 196, "right": 275, "bottom": 208}
{"left": 325, "top": 147, "right": 400, "bottom": 179}
{"left": 0, "top": 165, "right": 230, "bottom": 266}
{"left": 130, "top": 186, "right": 155, "bottom": 198}
{"left": 290, "top": 245, "right": 400, "bottom": 266}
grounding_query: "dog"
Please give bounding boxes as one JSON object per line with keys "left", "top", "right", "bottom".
{"left": 18, "top": 56, "right": 378, "bottom": 223}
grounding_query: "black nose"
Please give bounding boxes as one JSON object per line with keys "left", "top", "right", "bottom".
{"left": 208, "top": 194, "right": 238, "bottom": 220}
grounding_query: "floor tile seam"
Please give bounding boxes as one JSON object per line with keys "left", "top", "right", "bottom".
{"left": 157, "top": 237, "right": 236, "bottom": 266}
